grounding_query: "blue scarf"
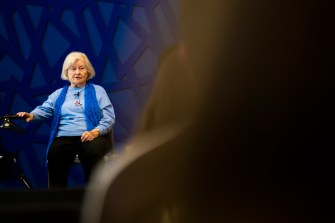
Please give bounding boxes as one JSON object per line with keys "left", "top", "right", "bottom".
{"left": 46, "top": 82, "right": 101, "bottom": 156}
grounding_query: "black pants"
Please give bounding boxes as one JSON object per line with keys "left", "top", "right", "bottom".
{"left": 47, "top": 136, "right": 110, "bottom": 188}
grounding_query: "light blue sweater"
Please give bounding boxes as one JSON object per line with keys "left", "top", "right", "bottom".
{"left": 31, "top": 84, "right": 115, "bottom": 137}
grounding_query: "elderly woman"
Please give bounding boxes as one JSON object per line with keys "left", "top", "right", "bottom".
{"left": 17, "top": 51, "right": 115, "bottom": 188}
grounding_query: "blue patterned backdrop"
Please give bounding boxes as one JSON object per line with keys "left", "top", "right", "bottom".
{"left": 0, "top": 0, "right": 179, "bottom": 189}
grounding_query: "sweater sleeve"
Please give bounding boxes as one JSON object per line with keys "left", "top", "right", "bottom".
{"left": 30, "top": 89, "right": 62, "bottom": 121}
{"left": 94, "top": 85, "right": 115, "bottom": 135}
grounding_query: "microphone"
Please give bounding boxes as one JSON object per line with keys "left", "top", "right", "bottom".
{"left": 74, "top": 92, "right": 80, "bottom": 97}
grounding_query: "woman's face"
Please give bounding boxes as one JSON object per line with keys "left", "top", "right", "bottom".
{"left": 67, "top": 58, "right": 88, "bottom": 87}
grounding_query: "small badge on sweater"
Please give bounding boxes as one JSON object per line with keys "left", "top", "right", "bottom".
{"left": 74, "top": 100, "right": 81, "bottom": 107}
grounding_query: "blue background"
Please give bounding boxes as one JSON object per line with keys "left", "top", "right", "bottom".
{"left": 0, "top": 0, "right": 179, "bottom": 189}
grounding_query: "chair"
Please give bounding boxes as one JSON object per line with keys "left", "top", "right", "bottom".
{"left": 69, "top": 129, "right": 115, "bottom": 187}
{"left": 73, "top": 128, "right": 115, "bottom": 164}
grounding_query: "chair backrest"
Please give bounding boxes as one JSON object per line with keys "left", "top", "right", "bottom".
{"left": 105, "top": 128, "right": 114, "bottom": 152}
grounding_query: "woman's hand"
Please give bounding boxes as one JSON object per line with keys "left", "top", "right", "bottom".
{"left": 81, "top": 129, "right": 99, "bottom": 142}
{"left": 16, "top": 112, "right": 34, "bottom": 122}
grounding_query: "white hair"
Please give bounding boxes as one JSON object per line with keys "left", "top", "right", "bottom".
{"left": 61, "top": 51, "right": 95, "bottom": 80}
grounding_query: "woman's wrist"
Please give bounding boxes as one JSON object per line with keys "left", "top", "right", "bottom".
{"left": 92, "top": 128, "right": 100, "bottom": 138}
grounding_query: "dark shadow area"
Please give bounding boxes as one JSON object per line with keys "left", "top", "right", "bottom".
{"left": 0, "top": 188, "right": 84, "bottom": 223}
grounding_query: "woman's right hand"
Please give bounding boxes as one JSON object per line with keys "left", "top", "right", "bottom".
{"left": 16, "top": 112, "right": 34, "bottom": 122}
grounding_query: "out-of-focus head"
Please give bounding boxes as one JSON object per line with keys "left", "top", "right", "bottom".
{"left": 133, "top": 43, "right": 197, "bottom": 134}
{"left": 81, "top": 1, "right": 335, "bottom": 223}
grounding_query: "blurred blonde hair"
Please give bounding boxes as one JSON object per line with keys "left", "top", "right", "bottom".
{"left": 133, "top": 43, "right": 196, "bottom": 135}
